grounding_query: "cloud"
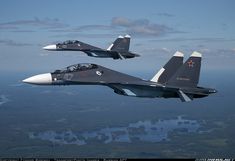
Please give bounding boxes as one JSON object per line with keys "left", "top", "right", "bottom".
{"left": 0, "top": 39, "right": 33, "bottom": 46}
{"left": 161, "top": 47, "right": 172, "bottom": 53}
{"left": 0, "top": 95, "right": 10, "bottom": 106}
{"left": 72, "top": 25, "right": 114, "bottom": 32}
{"left": 52, "top": 17, "right": 176, "bottom": 38}
{"left": 10, "top": 30, "right": 36, "bottom": 33}
{"left": 198, "top": 48, "right": 210, "bottom": 53}
{"left": 0, "top": 26, "right": 18, "bottom": 30}
{"left": 215, "top": 49, "right": 235, "bottom": 55}
{"left": 0, "top": 17, "right": 177, "bottom": 40}
{"left": 150, "top": 37, "right": 235, "bottom": 43}
{"left": 139, "top": 47, "right": 173, "bottom": 56}
{"left": 41, "top": 89, "right": 76, "bottom": 95}
{"left": 184, "top": 48, "right": 235, "bottom": 58}
{"left": 111, "top": 17, "right": 174, "bottom": 37}
{"left": 155, "top": 12, "right": 174, "bottom": 17}
{"left": 0, "top": 17, "right": 68, "bottom": 31}
{"left": 29, "top": 116, "right": 199, "bottom": 145}
{"left": 52, "top": 33, "right": 116, "bottom": 39}
{"left": 111, "top": 17, "right": 133, "bottom": 27}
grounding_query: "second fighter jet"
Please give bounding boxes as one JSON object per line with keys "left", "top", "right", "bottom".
{"left": 43, "top": 35, "right": 139, "bottom": 60}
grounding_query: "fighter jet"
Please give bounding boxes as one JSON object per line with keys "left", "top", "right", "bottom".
{"left": 23, "top": 51, "right": 217, "bottom": 102}
{"left": 43, "top": 35, "right": 140, "bottom": 60}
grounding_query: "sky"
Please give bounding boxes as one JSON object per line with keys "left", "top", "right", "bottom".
{"left": 0, "top": 0, "right": 235, "bottom": 75}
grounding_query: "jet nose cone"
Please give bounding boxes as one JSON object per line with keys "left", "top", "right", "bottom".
{"left": 22, "top": 73, "right": 52, "bottom": 85}
{"left": 43, "top": 44, "right": 57, "bottom": 50}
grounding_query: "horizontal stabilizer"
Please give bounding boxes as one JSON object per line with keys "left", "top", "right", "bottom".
{"left": 177, "top": 90, "right": 193, "bottom": 102}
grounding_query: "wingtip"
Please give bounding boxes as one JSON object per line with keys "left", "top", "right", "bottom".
{"left": 191, "top": 51, "right": 202, "bottom": 57}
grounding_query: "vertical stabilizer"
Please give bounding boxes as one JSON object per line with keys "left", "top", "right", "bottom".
{"left": 107, "top": 35, "right": 130, "bottom": 52}
{"left": 167, "top": 51, "right": 202, "bottom": 87}
{"left": 151, "top": 51, "right": 184, "bottom": 84}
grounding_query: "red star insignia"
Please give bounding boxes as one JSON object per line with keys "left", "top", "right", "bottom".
{"left": 187, "top": 60, "right": 195, "bottom": 67}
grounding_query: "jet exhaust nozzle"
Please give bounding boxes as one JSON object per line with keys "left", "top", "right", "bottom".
{"left": 209, "top": 89, "right": 217, "bottom": 94}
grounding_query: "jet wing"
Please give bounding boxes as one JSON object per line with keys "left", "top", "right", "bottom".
{"left": 83, "top": 50, "right": 123, "bottom": 59}
{"left": 107, "top": 82, "right": 162, "bottom": 98}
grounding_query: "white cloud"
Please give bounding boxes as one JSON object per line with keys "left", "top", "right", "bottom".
{"left": 0, "top": 95, "right": 10, "bottom": 106}
{"left": 111, "top": 17, "right": 174, "bottom": 37}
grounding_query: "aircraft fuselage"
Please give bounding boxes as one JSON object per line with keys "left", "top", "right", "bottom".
{"left": 23, "top": 63, "right": 216, "bottom": 101}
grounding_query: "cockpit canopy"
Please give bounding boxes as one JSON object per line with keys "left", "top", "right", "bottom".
{"left": 59, "top": 40, "right": 80, "bottom": 45}
{"left": 53, "top": 63, "right": 98, "bottom": 73}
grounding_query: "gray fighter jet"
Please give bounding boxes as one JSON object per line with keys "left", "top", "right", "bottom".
{"left": 43, "top": 35, "right": 139, "bottom": 59}
{"left": 23, "top": 51, "right": 217, "bottom": 102}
